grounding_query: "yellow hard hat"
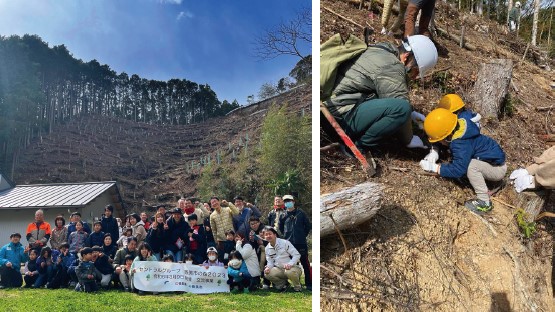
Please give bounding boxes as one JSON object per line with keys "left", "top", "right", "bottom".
{"left": 424, "top": 108, "right": 458, "bottom": 143}
{"left": 438, "top": 94, "right": 465, "bottom": 112}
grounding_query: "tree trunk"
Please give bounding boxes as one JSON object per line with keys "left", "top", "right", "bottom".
{"left": 470, "top": 59, "right": 513, "bottom": 118}
{"left": 507, "top": 0, "right": 513, "bottom": 26}
{"left": 531, "top": 0, "right": 540, "bottom": 46}
{"left": 320, "top": 182, "right": 384, "bottom": 236}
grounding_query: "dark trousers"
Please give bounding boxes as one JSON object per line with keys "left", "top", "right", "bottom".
{"left": 49, "top": 266, "right": 69, "bottom": 289}
{"left": 82, "top": 281, "right": 98, "bottom": 292}
{"left": 293, "top": 244, "right": 312, "bottom": 288}
{"left": 24, "top": 274, "right": 38, "bottom": 287}
{"left": 343, "top": 98, "right": 412, "bottom": 150}
{"left": 0, "top": 266, "right": 23, "bottom": 287}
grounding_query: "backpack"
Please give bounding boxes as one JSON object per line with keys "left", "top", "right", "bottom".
{"left": 320, "top": 34, "right": 368, "bottom": 101}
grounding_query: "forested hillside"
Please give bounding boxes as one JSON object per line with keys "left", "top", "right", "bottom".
{"left": 0, "top": 34, "right": 240, "bottom": 177}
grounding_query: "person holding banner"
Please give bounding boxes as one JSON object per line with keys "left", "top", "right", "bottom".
{"left": 202, "top": 247, "right": 224, "bottom": 267}
{"left": 263, "top": 226, "right": 302, "bottom": 292}
{"left": 131, "top": 242, "right": 157, "bottom": 295}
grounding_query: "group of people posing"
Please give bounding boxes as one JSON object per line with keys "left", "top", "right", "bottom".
{"left": 0, "top": 194, "right": 312, "bottom": 294}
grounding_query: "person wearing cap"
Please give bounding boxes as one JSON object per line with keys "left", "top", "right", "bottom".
{"left": 263, "top": 226, "right": 302, "bottom": 292}
{"left": 66, "top": 212, "right": 91, "bottom": 241}
{"left": 0, "top": 233, "right": 30, "bottom": 288}
{"left": 101, "top": 205, "right": 119, "bottom": 247}
{"left": 209, "top": 197, "right": 239, "bottom": 253}
{"left": 322, "top": 35, "right": 438, "bottom": 155}
{"left": 202, "top": 247, "right": 224, "bottom": 267}
{"left": 232, "top": 196, "right": 262, "bottom": 238}
{"left": 164, "top": 207, "right": 190, "bottom": 262}
{"left": 420, "top": 108, "right": 506, "bottom": 214}
{"left": 279, "top": 195, "right": 312, "bottom": 291}
{"left": 26, "top": 209, "right": 52, "bottom": 253}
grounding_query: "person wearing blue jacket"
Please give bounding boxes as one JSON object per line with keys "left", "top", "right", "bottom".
{"left": 227, "top": 251, "right": 251, "bottom": 293}
{"left": 0, "top": 233, "right": 30, "bottom": 288}
{"left": 421, "top": 108, "right": 506, "bottom": 214}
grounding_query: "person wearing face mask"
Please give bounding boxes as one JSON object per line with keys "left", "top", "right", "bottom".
{"left": 202, "top": 247, "right": 224, "bottom": 267}
{"left": 278, "top": 195, "right": 312, "bottom": 291}
{"left": 321, "top": 35, "right": 438, "bottom": 156}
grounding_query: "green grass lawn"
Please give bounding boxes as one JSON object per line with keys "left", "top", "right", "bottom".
{"left": 0, "top": 288, "right": 312, "bottom": 311}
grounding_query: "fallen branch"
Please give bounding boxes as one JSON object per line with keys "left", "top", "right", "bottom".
{"left": 331, "top": 214, "right": 349, "bottom": 253}
{"left": 536, "top": 105, "right": 553, "bottom": 111}
{"left": 435, "top": 26, "right": 476, "bottom": 51}
{"left": 491, "top": 197, "right": 519, "bottom": 210}
{"left": 389, "top": 166, "right": 410, "bottom": 172}
{"left": 423, "top": 66, "right": 452, "bottom": 79}
{"left": 321, "top": 142, "right": 341, "bottom": 152}
{"left": 322, "top": 5, "right": 364, "bottom": 30}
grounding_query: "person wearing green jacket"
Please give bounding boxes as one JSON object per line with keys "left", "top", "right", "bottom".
{"left": 509, "top": 2, "right": 521, "bottom": 32}
{"left": 323, "top": 35, "right": 438, "bottom": 154}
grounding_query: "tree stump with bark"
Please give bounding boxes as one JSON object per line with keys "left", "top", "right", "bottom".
{"left": 320, "top": 182, "right": 383, "bottom": 236}
{"left": 470, "top": 59, "right": 513, "bottom": 118}
{"left": 517, "top": 190, "right": 551, "bottom": 222}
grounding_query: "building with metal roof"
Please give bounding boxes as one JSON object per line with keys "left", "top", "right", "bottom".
{"left": 0, "top": 181, "right": 124, "bottom": 247}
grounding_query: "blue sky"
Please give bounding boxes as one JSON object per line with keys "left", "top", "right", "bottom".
{"left": 0, "top": 0, "right": 312, "bottom": 104}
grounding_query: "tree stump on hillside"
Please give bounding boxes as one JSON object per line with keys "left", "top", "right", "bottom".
{"left": 321, "top": 182, "right": 383, "bottom": 236}
{"left": 470, "top": 59, "right": 513, "bottom": 118}
{"left": 516, "top": 190, "right": 551, "bottom": 222}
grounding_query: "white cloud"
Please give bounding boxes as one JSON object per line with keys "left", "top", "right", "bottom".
{"left": 176, "top": 11, "right": 193, "bottom": 20}
{"left": 159, "top": 0, "right": 183, "bottom": 4}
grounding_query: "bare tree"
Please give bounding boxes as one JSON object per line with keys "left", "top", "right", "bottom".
{"left": 531, "top": 0, "right": 540, "bottom": 45}
{"left": 252, "top": 7, "right": 311, "bottom": 61}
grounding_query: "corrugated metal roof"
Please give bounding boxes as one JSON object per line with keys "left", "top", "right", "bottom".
{"left": 0, "top": 181, "right": 117, "bottom": 209}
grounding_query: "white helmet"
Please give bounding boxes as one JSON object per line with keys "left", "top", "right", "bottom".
{"left": 405, "top": 35, "right": 438, "bottom": 79}
{"left": 515, "top": 1, "right": 521, "bottom": 7}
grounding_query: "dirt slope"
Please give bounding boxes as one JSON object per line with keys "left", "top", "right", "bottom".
{"left": 320, "top": 1, "right": 555, "bottom": 311}
{"left": 13, "top": 84, "right": 311, "bottom": 212}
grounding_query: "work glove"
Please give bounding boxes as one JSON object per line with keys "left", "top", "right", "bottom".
{"left": 514, "top": 174, "right": 535, "bottom": 193}
{"left": 510, "top": 168, "right": 535, "bottom": 192}
{"left": 411, "top": 111, "right": 426, "bottom": 129}
{"left": 509, "top": 168, "right": 529, "bottom": 180}
{"left": 423, "top": 147, "right": 439, "bottom": 163}
{"left": 470, "top": 113, "right": 482, "bottom": 129}
{"left": 420, "top": 159, "right": 439, "bottom": 173}
{"left": 407, "top": 135, "right": 429, "bottom": 149}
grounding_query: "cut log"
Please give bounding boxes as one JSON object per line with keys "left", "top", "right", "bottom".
{"left": 321, "top": 182, "right": 384, "bottom": 236}
{"left": 516, "top": 190, "right": 551, "bottom": 222}
{"left": 470, "top": 59, "right": 513, "bottom": 118}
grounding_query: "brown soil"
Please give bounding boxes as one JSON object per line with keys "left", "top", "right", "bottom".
{"left": 320, "top": 1, "right": 555, "bottom": 311}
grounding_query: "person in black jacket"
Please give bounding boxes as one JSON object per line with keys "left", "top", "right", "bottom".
{"left": 186, "top": 214, "right": 206, "bottom": 264}
{"left": 101, "top": 205, "right": 119, "bottom": 247}
{"left": 279, "top": 194, "right": 312, "bottom": 291}
{"left": 92, "top": 246, "right": 114, "bottom": 289}
{"left": 146, "top": 212, "right": 169, "bottom": 260}
{"left": 164, "top": 208, "right": 190, "bottom": 262}
{"left": 101, "top": 234, "right": 117, "bottom": 261}
{"left": 85, "top": 221, "right": 105, "bottom": 248}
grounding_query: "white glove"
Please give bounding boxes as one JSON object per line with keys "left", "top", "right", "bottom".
{"left": 407, "top": 135, "right": 429, "bottom": 149}
{"left": 380, "top": 27, "right": 388, "bottom": 35}
{"left": 423, "top": 147, "right": 439, "bottom": 163}
{"left": 411, "top": 111, "right": 426, "bottom": 129}
{"left": 420, "top": 160, "right": 439, "bottom": 173}
{"left": 509, "top": 168, "right": 529, "bottom": 180}
{"left": 514, "top": 174, "right": 535, "bottom": 193}
{"left": 470, "top": 113, "right": 481, "bottom": 129}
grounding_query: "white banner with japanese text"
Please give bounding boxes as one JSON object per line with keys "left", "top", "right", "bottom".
{"left": 132, "top": 261, "right": 230, "bottom": 293}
